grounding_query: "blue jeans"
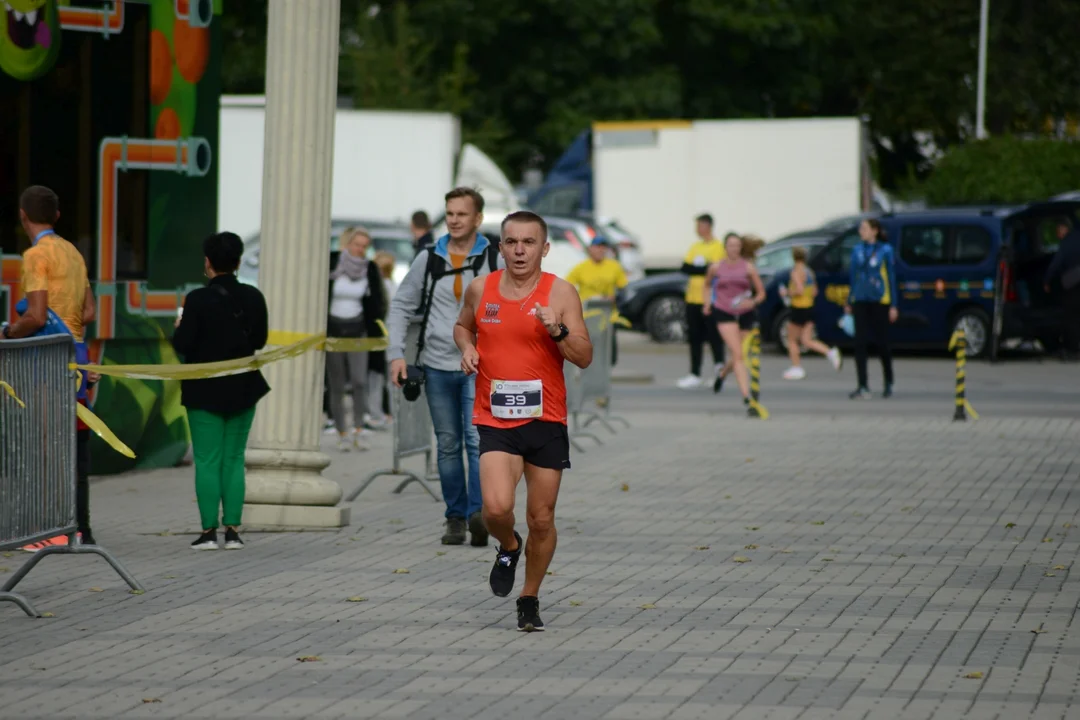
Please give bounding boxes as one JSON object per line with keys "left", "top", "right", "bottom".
{"left": 424, "top": 367, "right": 481, "bottom": 519}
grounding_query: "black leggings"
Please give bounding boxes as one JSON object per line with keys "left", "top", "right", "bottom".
{"left": 686, "top": 303, "right": 725, "bottom": 376}
{"left": 76, "top": 428, "right": 91, "bottom": 533}
{"left": 853, "top": 302, "right": 894, "bottom": 389}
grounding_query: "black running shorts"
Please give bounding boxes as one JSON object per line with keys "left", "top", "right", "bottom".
{"left": 713, "top": 308, "right": 756, "bottom": 331}
{"left": 789, "top": 308, "right": 813, "bottom": 326}
{"left": 477, "top": 420, "right": 571, "bottom": 470}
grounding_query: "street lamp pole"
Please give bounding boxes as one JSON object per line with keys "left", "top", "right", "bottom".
{"left": 975, "top": 0, "right": 989, "bottom": 139}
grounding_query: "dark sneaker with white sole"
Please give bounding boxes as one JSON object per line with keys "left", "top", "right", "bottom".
{"left": 849, "top": 387, "right": 872, "bottom": 400}
{"left": 468, "top": 511, "right": 489, "bottom": 547}
{"left": 191, "top": 529, "right": 218, "bottom": 550}
{"left": 489, "top": 531, "right": 522, "bottom": 597}
{"left": 442, "top": 517, "right": 467, "bottom": 545}
{"left": 517, "top": 596, "right": 544, "bottom": 632}
{"left": 224, "top": 528, "right": 245, "bottom": 549}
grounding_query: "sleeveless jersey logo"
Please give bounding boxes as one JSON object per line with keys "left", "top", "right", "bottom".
{"left": 480, "top": 302, "right": 501, "bottom": 324}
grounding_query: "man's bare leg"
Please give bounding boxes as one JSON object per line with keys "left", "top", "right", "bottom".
{"left": 480, "top": 451, "right": 523, "bottom": 551}
{"left": 520, "top": 464, "right": 563, "bottom": 598}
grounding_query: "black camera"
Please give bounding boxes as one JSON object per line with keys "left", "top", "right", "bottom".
{"left": 402, "top": 365, "right": 425, "bottom": 402}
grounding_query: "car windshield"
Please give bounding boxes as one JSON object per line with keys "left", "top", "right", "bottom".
{"left": 756, "top": 246, "right": 796, "bottom": 271}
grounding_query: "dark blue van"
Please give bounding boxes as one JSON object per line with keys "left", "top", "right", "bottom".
{"left": 758, "top": 201, "right": 1079, "bottom": 357}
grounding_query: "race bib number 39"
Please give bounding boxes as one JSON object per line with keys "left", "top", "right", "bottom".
{"left": 490, "top": 379, "right": 543, "bottom": 419}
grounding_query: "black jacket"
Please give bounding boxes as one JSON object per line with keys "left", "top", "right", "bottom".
{"left": 414, "top": 231, "right": 435, "bottom": 259}
{"left": 326, "top": 254, "right": 387, "bottom": 337}
{"left": 1045, "top": 229, "right": 1080, "bottom": 289}
{"left": 172, "top": 274, "right": 271, "bottom": 415}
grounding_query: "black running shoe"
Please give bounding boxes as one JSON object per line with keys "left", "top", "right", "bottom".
{"left": 468, "top": 511, "right": 489, "bottom": 547}
{"left": 849, "top": 387, "right": 872, "bottom": 400}
{"left": 442, "top": 517, "right": 467, "bottom": 545}
{"left": 882, "top": 384, "right": 893, "bottom": 399}
{"left": 191, "top": 529, "right": 218, "bottom": 551}
{"left": 489, "top": 531, "right": 522, "bottom": 597}
{"left": 713, "top": 374, "right": 725, "bottom": 394}
{"left": 224, "top": 528, "right": 245, "bottom": 550}
{"left": 517, "top": 596, "right": 544, "bottom": 632}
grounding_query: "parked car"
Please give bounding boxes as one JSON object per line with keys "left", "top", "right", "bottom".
{"left": 756, "top": 201, "right": 1080, "bottom": 357}
{"left": 616, "top": 232, "right": 834, "bottom": 343}
{"left": 238, "top": 220, "right": 414, "bottom": 289}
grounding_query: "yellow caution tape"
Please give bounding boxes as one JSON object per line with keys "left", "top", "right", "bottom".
{"left": 77, "top": 403, "right": 135, "bottom": 458}
{"left": 583, "top": 308, "right": 631, "bottom": 331}
{"left": 948, "top": 330, "right": 963, "bottom": 352}
{"left": 1, "top": 380, "right": 26, "bottom": 408}
{"left": 1, "top": 378, "right": 132, "bottom": 456}
{"left": 74, "top": 323, "right": 390, "bottom": 381}
{"left": 963, "top": 400, "right": 979, "bottom": 420}
{"left": 748, "top": 398, "right": 770, "bottom": 420}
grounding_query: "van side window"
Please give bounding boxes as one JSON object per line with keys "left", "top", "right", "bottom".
{"left": 816, "top": 229, "right": 860, "bottom": 272}
{"left": 900, "top": 225, "right": 948, "bottom": 266}
{"left": 952, "top": 226, "right": 993, "bottom": 264}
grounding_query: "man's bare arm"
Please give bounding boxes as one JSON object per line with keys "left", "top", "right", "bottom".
{"left": 551, "top": 279, "right": 593, "bottom": 369}
{"left": 454, "top": 277, "right": 482, "bottom": 353}
{"left": 82, "top": 286, "right": 96, "bottom": 324}
{"left": 4, "top": 290, "right": 47, "bottom": 338}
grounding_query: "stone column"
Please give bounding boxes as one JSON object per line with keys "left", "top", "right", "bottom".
{"left": 242, "top": 0, "right": 348, "bottom": 529}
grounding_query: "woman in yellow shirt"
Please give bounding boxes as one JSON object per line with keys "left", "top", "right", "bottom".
{"left": 567, "top": 238, "right": 628, "bottom": 364}
{"left": 779, "top": 246, "right": 842, "bottom": 380}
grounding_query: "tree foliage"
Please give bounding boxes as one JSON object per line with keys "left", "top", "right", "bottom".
{"left": 922, "top": 137, "right": 1080, "bottom": 206}
{"left": 221, "top": 0, "right": 1080, "bottom": 191}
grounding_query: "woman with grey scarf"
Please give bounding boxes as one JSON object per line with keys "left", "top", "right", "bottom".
{"left": 327, "top": 227, "right": 386, "bottom": 451}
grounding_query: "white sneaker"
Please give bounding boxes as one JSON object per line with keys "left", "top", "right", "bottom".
{"left": 353, "top": 430, "right": 370, "bottom": 452}
{"left": 337, "top": 435, "right": 352, "bottom": 452}
{"left": 783, "top": 366, "right": 806, "bottom": 380}
{"left": 677, "top": 374, "right": 703, "bottom": 390}
{"left": 827, "top": 347, "right": 843, "bottom": 372}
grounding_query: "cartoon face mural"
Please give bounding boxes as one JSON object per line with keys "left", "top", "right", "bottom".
{"left": 0, "top": 0, "right": 61, "bottom": 81}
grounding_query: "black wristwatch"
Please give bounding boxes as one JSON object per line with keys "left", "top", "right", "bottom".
{"left": 551, "top": 323, "right": 570, "bottom": 342}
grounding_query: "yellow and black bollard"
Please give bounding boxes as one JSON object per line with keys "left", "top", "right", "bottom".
{"left": 746, "top": 326, "right": 769, "bottom": 419}
{"left": 948, "top": 327, "right": 979, "bottom": 421}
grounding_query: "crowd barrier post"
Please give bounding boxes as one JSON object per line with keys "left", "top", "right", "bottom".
{"left": 577, "top": 299, "right": 630, "bottom": 435}
{"left": 346, "top": 317, "right": 439, "bottom": 502}
{"left": 1, "top": 336, "right": 142, "bottom": 618}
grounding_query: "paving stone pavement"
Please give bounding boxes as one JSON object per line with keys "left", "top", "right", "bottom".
{"left": 2, "top": 408, "right": 1079, "bottom": 719}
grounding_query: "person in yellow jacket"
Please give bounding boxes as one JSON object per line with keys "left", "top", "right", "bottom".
{"left": 677, "top": 214, "right": 728, "bottom": 389}
{"left": 567, "top": 237, "right": 628, "bottom": 364}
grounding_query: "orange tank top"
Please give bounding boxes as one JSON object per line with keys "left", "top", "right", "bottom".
{"left": 473, "top": 271, "right": 567, "bottom": 428}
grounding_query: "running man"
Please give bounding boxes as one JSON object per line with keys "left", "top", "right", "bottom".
{"left": 454, "top": 210, "right": 593, "bottom": 631}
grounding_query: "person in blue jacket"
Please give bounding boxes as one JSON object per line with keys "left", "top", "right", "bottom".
{"left": 844, "top": 218, "right": 897, "bottom": 399}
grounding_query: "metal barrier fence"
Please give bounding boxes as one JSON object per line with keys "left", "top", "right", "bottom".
{"left": 1, "top": 336, "right": 142, "bottom": 618}
{"left": 565, "top": 299, "right": 630, "bottom": 452}
{"left": 347, "top": 317, "right": 439, "bottom": 502}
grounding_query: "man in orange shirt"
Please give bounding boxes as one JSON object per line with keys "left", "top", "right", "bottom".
{"left": 2, "top": 185, "right": 97, "bottom": 548}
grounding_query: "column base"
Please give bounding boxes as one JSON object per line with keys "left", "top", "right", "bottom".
{"left": 242, "top": 503, "right": 351, "bottom": 529}
{"left": 243, "top": 448, "right": 349, "bottom": 529}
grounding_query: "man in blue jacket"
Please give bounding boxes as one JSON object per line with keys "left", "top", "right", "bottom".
{"left": 844, "top": 219, "right": 897, "bottom": 399}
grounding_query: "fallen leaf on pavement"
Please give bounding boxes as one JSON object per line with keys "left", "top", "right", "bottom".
{"left": 810, "top": 521, "right": 825, "bottom": 526}
{"left": 156, "top": 531, "right": 172, "bottom": 537}
{"left": 1, "top": 552, "right": 13, "bottom": 558}
{"left": 569, "top": 600, "right": 583, "bottom": 607}
{"left": 436, "top": 551, "right": 447, "bottom": 556}
{"left": 0, "top": 567, "right": 8, "bottom": 573}
{"left": 695, "top": 546, "right": 710, "bottom": 551}
{"left": 724, "top": 495, "right": 732, "bottom": 499}
{"left": 963, "top": 671, "right": 983, "bottom": 679}
{"left": 163, "top": 575, "right": 176, "bottom": 579}
{"left": 744, "top": 544, "right": 759, "bottom": 550}
{"left": 546, "top": 571, "right": 556, "bottom": 576}
{"left": 296, "top": 656, "right": 321, "bottom": 662}
{"left": 780, "top": 549, "right": 793, "bottom": 554}
{"left": 392, "top": 568, "right": 410, "bottom": 574}
{"left": 822, "top": 558, "right": 834, "bottom": 562}
{"left": 1044, "top": 573, "right": 1056, "bottom": 577}
{"left": 1064, "top": 523, "right": 1073, "bottom": 529}
{"left": 40, "top": 612, "right": 55, "bottom": 618}
{"left": 88, "top": 588, "right": 103, "bottom": 593}
{"left": 745, "top": 458, "right": 754, "bottom": 463}
{"left": 388, "top": 519, "right": 404, "bottom": 525}
{"left": 733, "top": 556, "right": 750, "bottom": 563}
{"left": 346, "top": 596, "right": 367, "bottom": 603}
{"left": 1005, "top": 522, "right": 1016, "bottom": 528}
{"left": 745, "top": 526, "right": 759, "bottom": 531}
{"left": 640, "top": 603, "right": 656, "bottom": 610}
{"left": 1032, "top": 623, "right": 1047, "bottom": 634}
{"left": 1052, "top": 565, "right": 1067, "bottom": 570}
{"left": 620, "top": 483, "right": 629, "bottom": 492}
{"left": 1042, "top": 538, "right": 1054, "bottom": 543}
{"left": 900, "top": 507, "right": 913, "bottom": 512}
{"left": 129, "top": 589, "right": 145, "bottom": 595}
{"left": 142, "top": 698, "right": 161, "bottom": 704}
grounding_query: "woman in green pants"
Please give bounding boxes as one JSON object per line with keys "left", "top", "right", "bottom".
{"left": 173, "top": 232, "right": 270, "bottom": 550}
